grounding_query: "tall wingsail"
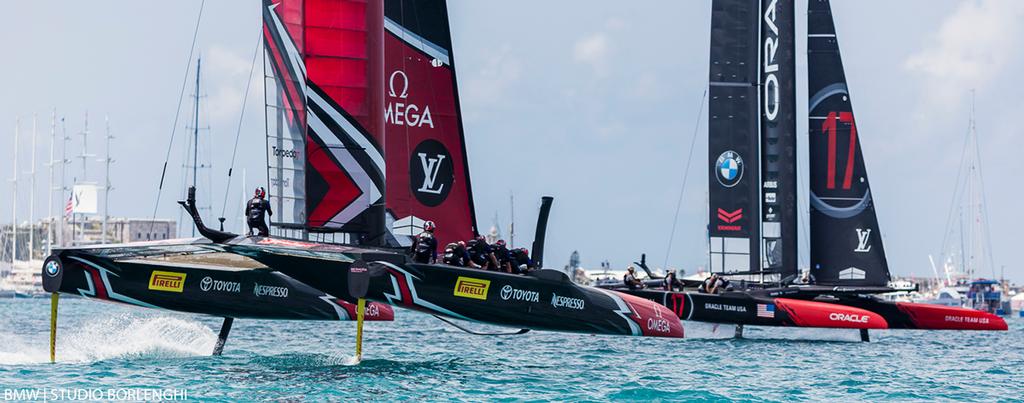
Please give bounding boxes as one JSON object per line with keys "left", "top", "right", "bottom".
{"left": 383, "top": 0, "right": 478, "bottom": 248}
{"left": 807, "top": 0, "right": 890, "bottom": 286}
{"left": 759, "top": 0, "right": 798, "bottom": 280}
{"left": 263, "top": 0, "right": 388, "bottom": 242}
{"left": 708, "top": 0, "right": 761, "bottom": 274}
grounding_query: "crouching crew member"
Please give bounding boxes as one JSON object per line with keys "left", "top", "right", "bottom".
{"left": 467, "top": 236, "right": 496, "bottom": 270}
{"left": 443, "top": 241, "right": 477, "bottom": 268}
{"left": 624, "top": 266, "right": 644, "bottom": 290}
{"left": 509, "top": 247, "right": 534, "bottom": 274}
{"left": 492, "top": 239, "right": 513, "bottom": 273}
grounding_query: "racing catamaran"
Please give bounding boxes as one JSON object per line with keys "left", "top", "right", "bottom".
{"left": 42, "top": 0, "right": 682, "bottom": 362}
{"left": 607, "top": 0, "right": 1006, "bottom": 338}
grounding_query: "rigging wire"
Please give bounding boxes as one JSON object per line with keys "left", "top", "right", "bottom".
{"left": 148, "top": 0, "right": 206, "bottom": 233}
{"left": 220, "top": 30, "right": 264, "bottom": 220}
{"left": 936, "top": 109, "right": 975, "bottom": 270}
{"left": 662, "top": 89, "right": 708, "bottom": 271}
{"left": 969, "top": 116, "right": 998, "bottom": 278}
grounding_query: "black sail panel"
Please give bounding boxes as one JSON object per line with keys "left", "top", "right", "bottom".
{"left": 760, "top": 0, "right": 798, "bottom": 280}
{"left": 708, "top": 0, "right": 761, "bottom": 274}
{"left": 807, "top": 0, "right": 890, "bottom": 286}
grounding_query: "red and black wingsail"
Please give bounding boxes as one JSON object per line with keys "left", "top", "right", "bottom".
{"left": 264, "top": 0, "right": 388, "bottom": 239}
{"left": 807, "top": 0, "right": 890, "bottom": 286}
{"left": 382, "top": 0, "right": 478, "bottom": 248}
{"left": 707, "top": 0, "right": 761, "bottom": 275}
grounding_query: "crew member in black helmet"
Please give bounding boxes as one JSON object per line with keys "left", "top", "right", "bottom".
{"left": 410, "top": 221, "right": 438, "bottom": 264}
{"left": 246, "top": 187, "right": 273, "bottom": 237}
{"left": 443, "top": 241, "right": 476, "bottom": 267}
{"left": 492, "top": 239, "right": 513, "bottom": 273}
{"left": 466, "top": 235, "right": 493, "bottom": 269}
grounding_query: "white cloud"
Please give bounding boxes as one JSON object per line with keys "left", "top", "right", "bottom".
{"left": 204, "top": 45, "right": 260, "bottom": 123}
{"left": 461, "top": 44, "right": 522, "bottom": 109}
{"left": 904, "top": 0, "right": 1024, "bottom": 112}
{"left": 573, "top": 33, "right": 610, "bottom": 74}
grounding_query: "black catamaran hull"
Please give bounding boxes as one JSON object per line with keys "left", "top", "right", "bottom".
{"left": 215, "top": 236, "right": 683, "bottom": 338}
{"left": 43, "top": 236, "right": 683, "bottom": 339}
{"left": 620, "top": 288, "right": 1006, "bottom": 331}
{"left": 41, "top": 245, "right": 394, "bottom": 321}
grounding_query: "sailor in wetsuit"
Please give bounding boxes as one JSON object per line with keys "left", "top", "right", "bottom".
{"left": 624, "top": 266, "right": 644, "bottom": 290}
{"left": 246, "top": 187, "right": 273, "bottom": 237}
{"left": 701, "top": 274, "right": 730, "bottom": 294}
{"left": 510, "top": 247, "right": 533, "bottom": 274}
{"left": 443, "top": 241, "right": 476, "bottom": 267}
{"left": 466, "top": 236, "right": 495, "bottom": 270}
{"left": 663, "top": 270, "right": 682, "bottom": 291}
{"left": 410, "top": 221, "right": 438, "bottom": 264}
{"left": 491, "top": 239, "right": 513, "bottom": 273}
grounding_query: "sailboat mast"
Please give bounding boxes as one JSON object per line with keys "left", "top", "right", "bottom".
{"left": 510, "top": 193, "right": 515, "bottom": 248}
{"left": 11, "top": 118, "right": 19, "bottom": 264}
{"left": 101, "top": 116, "right": 113, "bottom": 244}
{"left": 193, "top": 57, "right": 201, "bottom": 192}
{"left": 28, "top": 115, "right": 37, "bottom": 261}
{"left": 59, "top": 118, "right": 68, "bottom": 247}
{"left": 46, "top": 110, "right": 55, "bottom": 255}
{"left": 192, "top": 57, "right": 202, "bottom": 237}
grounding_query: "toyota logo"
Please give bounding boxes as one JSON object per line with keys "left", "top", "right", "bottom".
{"left": 500, "top": 285, "right": 513, "bottom": 300}
{"left": 200, "top": 276, "right": 213, "bottom": 292}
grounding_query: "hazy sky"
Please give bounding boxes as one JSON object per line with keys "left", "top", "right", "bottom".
{"left": 2, "top": 1, "right": 1022, "bottom": 282}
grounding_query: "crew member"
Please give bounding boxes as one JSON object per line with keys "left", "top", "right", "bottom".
{"left": 510, "top": 247, "right": 533, "bottom": 274}
{"left": 663, "top": 270, "right": 682, "bottom": 291}
{"left": 624, "top": 266, "right": 644, "bottom": 290}
{"left": 410, "top": 221, "right": 438, "bottom": 264}
{"left": 492, "top": 239, "right": 513, "bottom": 273}
{"left": 246, "top": 187, "right": 273, "bottom": 237}
{"left": 701, "top": 274, "right": 726, "bottom": 294}
{"left": 443, "top": 241, "right": 475, "bottom": 267}
{"left": 467, "top": 236, "right": 494, "bottom": 269}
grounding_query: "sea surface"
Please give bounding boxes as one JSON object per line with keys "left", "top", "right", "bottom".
{"left": 0, "top": 297, "right": 1021, "bottom": 402}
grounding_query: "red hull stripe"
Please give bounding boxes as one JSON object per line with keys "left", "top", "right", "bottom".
{"left": 895, "top": 302, "right": 1008, "bottom": 331}
{"left": 774, "top": 298, "right": 888, "bottom": 329}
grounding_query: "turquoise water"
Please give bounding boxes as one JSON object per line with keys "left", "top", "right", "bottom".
{"left": 1, "top": 298, "right": 1021, "bottom": 401}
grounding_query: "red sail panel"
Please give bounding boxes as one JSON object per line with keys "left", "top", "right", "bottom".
{"left": 383, "top": 0, "right": 477, "bottom": 249}
{"left": 299, "top": 0, "right": 386, "bottom": 234}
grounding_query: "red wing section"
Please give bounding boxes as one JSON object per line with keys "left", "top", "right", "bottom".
{"left": 895, "top": 302, "right": 1008, "bottom": 331}
{"left": 264, "top": 0, "right": 387, "bottom": 235}
{"left": 383, "top": 0, "right": 478, "bottom": 249}
{"left": 774, "top": 298, "right": 888, "bottom": 329}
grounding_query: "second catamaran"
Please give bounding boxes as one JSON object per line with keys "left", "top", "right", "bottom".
{"left": 608, "top": 0, "right": 1006, "bottom": 336}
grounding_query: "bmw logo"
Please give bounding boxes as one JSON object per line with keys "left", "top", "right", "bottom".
{"left": 716, "top": 150, "right": 744, "bottom": 188}
{"left": 45, "top": 260, "right": 61, "bottom": 277}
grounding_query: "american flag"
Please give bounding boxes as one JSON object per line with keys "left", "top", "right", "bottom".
{"left": 756, "top": 303, "right": 775, "bottom": 318}
{"left": 64, "top": 194, "right": 74, "bottom": 219}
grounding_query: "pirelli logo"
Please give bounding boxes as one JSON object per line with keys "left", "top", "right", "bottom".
{"left": 453, "top": 276, "right": 490, "bottom": 300}
{"left": 148, "top": 270, "right": 186, "bottom": 293}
